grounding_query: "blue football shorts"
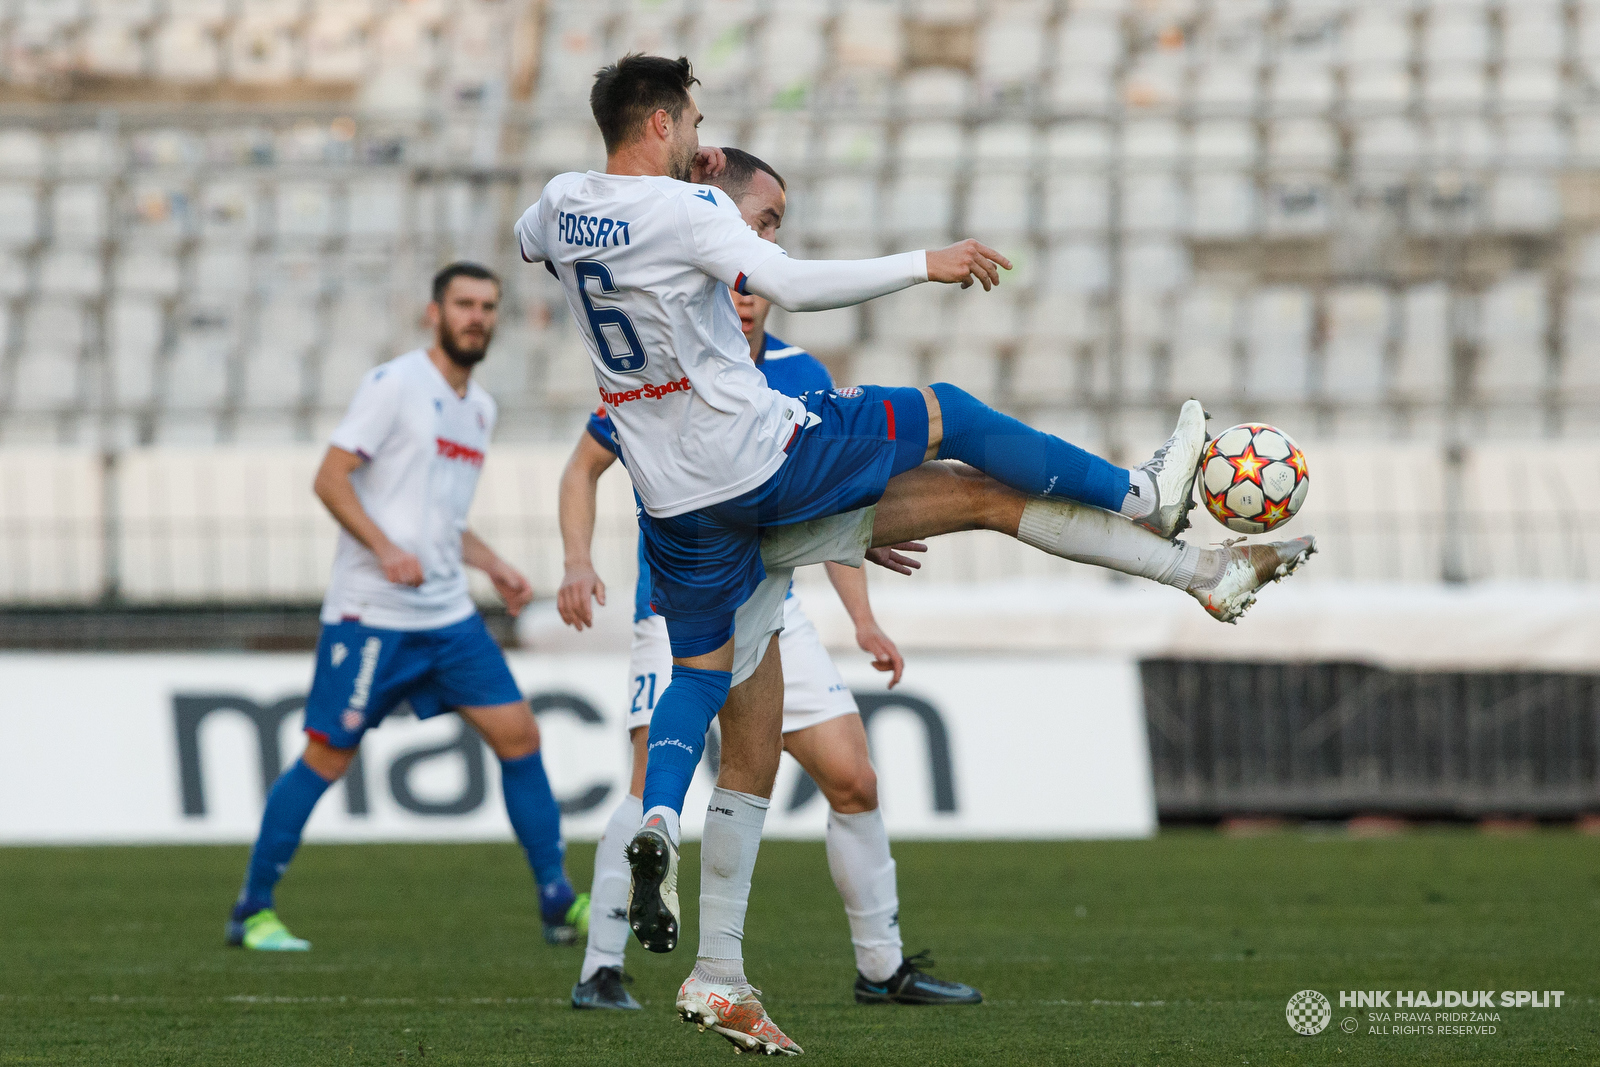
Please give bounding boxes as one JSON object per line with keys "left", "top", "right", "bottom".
{"left": 302, "top": 612, "right": 524, "bottom": 749}
{"left": 639, "top": 384, "right": 928, "bottom": 655}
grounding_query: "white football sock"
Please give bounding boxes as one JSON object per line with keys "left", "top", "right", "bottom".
{"left": 1019, "top": 497, "right": 1200, "bottom": 588}
{"left": 579, "top": 792, "right": 641, "bottom": 984}
{"left": 1119, "top": 467, "right": 1156, "bottom": 520}
{"left": 642, "top": 804, "right": 681, "bottom": 846}
{"left": 697, "top": 787, "right": 769, "bottom": 971}
{"left": 826, "top": 807, "right": 904, "bottom": 983}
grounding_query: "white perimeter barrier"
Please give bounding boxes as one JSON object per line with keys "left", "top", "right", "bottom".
{"left": 0, "top": 652, "right": 1155, "bottom": 845}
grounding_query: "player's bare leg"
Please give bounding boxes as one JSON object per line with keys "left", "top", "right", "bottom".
{"left": 783, "top": 715, "right": 982, "bottom": 1006}
{"left": 871, "top": 461, "right": 1316, "bottom": 623}
{"left": 674, "top": 633, "right": 801, "bottom": 1055}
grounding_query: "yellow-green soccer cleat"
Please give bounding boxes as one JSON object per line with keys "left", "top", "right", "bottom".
{"left": 544, "top": 893, "right": 591, "bottom": 946}
{"left": 226, "top": 909, "right": 310, "bottom": 951}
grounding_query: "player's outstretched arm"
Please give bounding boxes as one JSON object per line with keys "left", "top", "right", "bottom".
{"left": 313, "top": 446, "right": 424, "bottom": 587}
{"left": 462, "top": 530, "right": 534, "bottom": 617}
{"left": 738, "top": 240, "right": 1013, "bottom": 314}
{"left": 556, "top": 432, "right": 618, "bottom": 630}
{"left": 824, "top": 561, "right": 904, "bottom": 688}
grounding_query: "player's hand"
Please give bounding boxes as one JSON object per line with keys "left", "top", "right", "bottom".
{"left": 691, "top": 146, "right": 727, "bottom": 185}
{"left": 865, "top": 542, "right": 927, "bottom": 576}
{"left": 856, "top": 621, "right": 905, "bottom": 689}
{"left": 488, "top": 561, "right": 534, "bottom": 617}
{"left": 925, "top": 239, "right": 1012, "bottom": 291}
{"left": 377, "top": 544, "right": 425, "bottom": 587}
{"left": 557, "top": 564, "right": 606, "bottom": 629}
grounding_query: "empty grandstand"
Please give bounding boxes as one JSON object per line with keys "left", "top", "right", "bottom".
{"left": 2, "top": 0, "right": 1598, "bottom": 608}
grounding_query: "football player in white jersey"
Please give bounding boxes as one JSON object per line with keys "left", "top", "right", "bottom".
{"left": 560, "top": 150, "right": 983, "bottom": 1014}
{"left": 225, "top": 264, "right": 589, "bottom": 953}
{"left": 515, "top": 56, "right": 1315, "bottom": 1054}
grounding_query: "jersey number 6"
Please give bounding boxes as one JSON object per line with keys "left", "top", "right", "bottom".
{"left": 574, "top": 260, "right": 648, "bottom": 374}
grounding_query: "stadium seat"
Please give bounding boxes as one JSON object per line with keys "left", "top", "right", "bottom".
{"left": 977, "top": 9, "right": 1046, "bottom": 94}
{"left": 1268, "top": 61, "right": 1334, "bottom": 112}
{"left": 153, "top": 18, "right": 221, "bottom": 81}
{"left": 1123, "top": 119, "right": 1182, "bottom": 166}
{"left": 1393, "top": 284, "right": 1453, "bottom": 403}
{"left": 1475, "top": 273, "right": 1549, "bottom": 403}
{"left": 1189, "top": 171, "right": 1257, "bottom": 237}
{"left": 1043, "top": 173, "right": 1110, "bottom": 235}
{"left": 1121, "top": 172, "right": 1184, "bottom": 233}
{"left": 842, "top": 341, "right": 914, "bottom": 391}
{"left": 1344, "top": 62, "right": 1413, "bottom": 109}
{"left": 1193, "top": 120, "right": 1255, "bottom": 167}
{"left": 926, "top": 349, "right": 1000, "bottom": 405}
{"left": 51, "top": 183, "right": 107, "bottom": 247}
{"left": 757, "top": 8, "right": 828, "bottom": 101}
{"left": 1424, "top": 6, "right": 1490, "bottom": 65}
{"left": 274, "top": 182, "right": 336, "bottom": 240}
{"left": 965, "top": 175, "right": 1030, "bottom": 234}
{"left": 1489, "top": 173, "right": 1560, "bottom": 232}
{"left": 1009, "top": 341, "right": 1077, "bottom": 405}
{"left": 305, "top": 8, "right": 371, "bottom": 83}
{"left": 885, "top": 173, "right": 955, "bottom": 239}
{"left": 1170, "top": 287, "right": 1240, "bottom": 402}
{"left": 1191, "top": 61, "right": 1259, "bottom": 110}
{"left": 80, "top": 22, "right": 147, "bottom": 76}
{"left": 108, "top": 296, "right": 163, "bottom": 408}
{"left": 1243, "top": 287, "right": 1313, "bottom": 403}
{"left": 872, "top": 284, "right": 949, "bottom": 344}
{"left": 1044, "top": 241, "right": 1110, "bottom": 295}
{"left": 1321, "top": 285, "right": 1390, "bottom": 404}
{"left": 1122, "top": 53, "right": 1184, "bottom": 110}
{"left": 38, "top": 250, "right": 102, "bottom": 297}
{"left": 1122, "top": 238, "right": 1190, "bottom": 294}
{"left": 820, "top": 121, "right": 887, "bottom": 169}
{"left": 345, "top": 177, "right": 405, "bottom": 241}
{"left": 1264, "top": 176, "right": 1331, "bottom": 235}
{"left": 0, "top": 253, "right": 25, "bottom": 296}
{"left": 769, "top": 304, "right": 857, "bottom": 352}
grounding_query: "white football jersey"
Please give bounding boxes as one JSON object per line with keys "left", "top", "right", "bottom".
{"left": 322, "top": 348, "right": 496, "bottom": 631}
{"left": 515, "top": 171, "right": 805, "bottom": 518}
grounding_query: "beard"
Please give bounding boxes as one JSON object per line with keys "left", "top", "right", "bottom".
{"left": 439, "top": 322, "right": 492, "bottom": 368}
{"left": 667, "top": 135, "right": 696, "bottom": 182}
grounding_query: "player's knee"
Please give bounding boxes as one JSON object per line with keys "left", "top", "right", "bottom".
{"left": 823, "top": 761, "right": 879, "bottom": 813}
{"left": 302, "top": 738, "right": 357, "bottom": 781}
{"left": 486, "top": 707, "right": 541, "bottom": 761}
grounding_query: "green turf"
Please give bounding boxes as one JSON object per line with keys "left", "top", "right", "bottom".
{"left": 0, "top": 832, "right": 1594, "bottom": 1065}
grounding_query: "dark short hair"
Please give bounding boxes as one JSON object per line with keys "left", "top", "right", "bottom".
{"left": 712, "top": 148, "right": 786, "bottom": 203}
{"left": 590, "top": 54, "right": 699, "bottom": 153}
{"left": 431, "top": 261, "right": 499, "bottom": 303}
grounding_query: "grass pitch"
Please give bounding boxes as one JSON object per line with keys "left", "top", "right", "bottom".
{"left": 0, "top": 831, "right": 1594, "bottom": 1066}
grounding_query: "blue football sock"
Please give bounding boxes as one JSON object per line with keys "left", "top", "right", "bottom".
{"left": 235, "top": 758, "right": 333, "bottom": 918}
{"left": 499, "top": 749, "right": 574, "bottom": 921}
{"left": 640, "top": 665, "right": 732, "bottom": 817}
{"left": 928, "top": 382, "right": 1129, "bottom": 511}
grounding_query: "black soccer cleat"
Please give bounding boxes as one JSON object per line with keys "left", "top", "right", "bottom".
{"left": 571, "top": 966, "right": 642, "bottom": 1011}
{"left": 625, "top": 820, "right": 680, "bottom": 953}
{"left": 854, "top": 951, "right": 983, "bottom": 1006}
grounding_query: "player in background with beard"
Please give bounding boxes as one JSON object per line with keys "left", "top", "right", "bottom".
{"left": 224, "top": 264, "right": 588, "bottom": 952}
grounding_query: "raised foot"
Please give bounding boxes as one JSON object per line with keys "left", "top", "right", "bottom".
{"left": 1188, "top": 535, "right": 1317, "bottom": 623}
{"left": 1135, "top": 399, "right": 1209, "bottom": 541}
{"left": 625, "top": 822, "right": 680, "bottom": 953}
{"left": 677, "top": 978, "right": 802, "bottom": 1056}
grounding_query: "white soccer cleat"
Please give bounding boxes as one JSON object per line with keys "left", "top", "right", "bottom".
{"left": 625, "top": 817, "right": 681, "bottom": 953}
{"left": 1134, "top": 399, "right": 1209, "bottom": 541}
{"left": 676, "top": 974, "right": 803, "bottom": 1056}
{"left": 1187, "top": 536, "right": 1316, "bottom": 623}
